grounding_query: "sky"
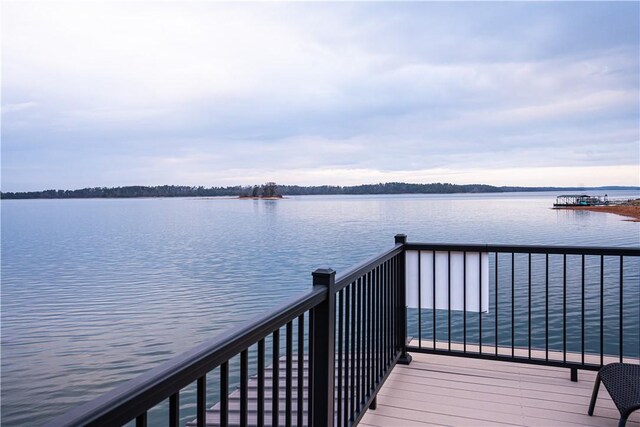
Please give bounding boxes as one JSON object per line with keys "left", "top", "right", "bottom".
{"left": 2, "top": 1, "right": 639, "bottom": 192}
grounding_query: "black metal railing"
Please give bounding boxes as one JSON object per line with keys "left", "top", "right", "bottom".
{"left": 330, "top": 235, "right": 410, "bottom": 426}
{"left": 403, "top": 242, "right": 640, "bottom": 380}
{"left": 45, "top": 236, "right": 640, "bottom": 426}
{"left": 47, "top": 236, "right": 407, "bottom": 427}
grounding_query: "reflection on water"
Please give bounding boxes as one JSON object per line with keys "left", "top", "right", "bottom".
{"left": 1, "top": 191, "right": 639, "bottom": 426}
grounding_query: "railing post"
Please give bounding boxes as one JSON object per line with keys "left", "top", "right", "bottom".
{"left": 310, "top": 268, "right": 336, "bottom": 427}
{"left": 395, "top": 234, "right": 412, "bottom": 365}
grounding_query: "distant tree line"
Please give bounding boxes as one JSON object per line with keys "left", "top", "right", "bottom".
{"left": 0, "top": 183, "right": 636, "bottom": 199}
{"left": 1, "top": 185, "right": 244, "bottom": 199}
{"left": 279, "top": 182, "right": 504, "bottom": 195}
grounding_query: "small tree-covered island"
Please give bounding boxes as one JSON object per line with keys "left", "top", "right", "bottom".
{"left": 238, "top": 182, "right": 283, "bottom": 199}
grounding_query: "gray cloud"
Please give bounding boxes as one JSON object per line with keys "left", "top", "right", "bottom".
{"left": 2, "top": 2, "right": 638, "bottom": 191}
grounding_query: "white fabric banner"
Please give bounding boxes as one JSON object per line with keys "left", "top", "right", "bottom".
{"left": 406, "top": 250, "right": 489, "bottom": 313}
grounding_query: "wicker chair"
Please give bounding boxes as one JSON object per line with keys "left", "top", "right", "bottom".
{"left": 588, "top": 363, "right": 640, "bottom": 427}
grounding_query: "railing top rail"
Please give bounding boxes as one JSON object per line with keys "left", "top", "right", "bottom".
{"left": 335, "top": 244, "right": 403, "bottom": 291}
{"left": 405, "top": 242, "right": 640, "bottom": 256}
{"left": 46, "top": 286, "right": 326, "bottom": 427}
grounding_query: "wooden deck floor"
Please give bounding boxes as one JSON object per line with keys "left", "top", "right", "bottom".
{"left": 360, "top": 352, "right": 640, "bottom": 427}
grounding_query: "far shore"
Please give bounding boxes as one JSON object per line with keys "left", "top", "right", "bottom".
{"left": 556, "top": 204, "right": 640, "bottom": 222}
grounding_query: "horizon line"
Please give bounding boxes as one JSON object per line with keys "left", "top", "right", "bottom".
{"left": 2, "top": 181, "right": 640, "bottom": 195}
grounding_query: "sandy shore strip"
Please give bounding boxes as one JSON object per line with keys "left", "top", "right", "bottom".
{"left": 558, "top": 205, "right": 640, "bottom": 222}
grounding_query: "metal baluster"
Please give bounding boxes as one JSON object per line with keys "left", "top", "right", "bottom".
{"left": 197, "top": 376, "right": 206, "bottom": 427}
{"left": 600, "top": 255, "right": 604, "bottom": 367}
{"left": 479, "top": 251, "right": 482, "bottom": 354}
{"left": 381, "top": 261, "right": 385, "bottom": 370}
{"left": 308, "top": 310, "right": 314, "bottom": 423}
{"left": 286, "top": 322, "right": 293, "bottom": 427}
{"left": 337, "top": 291, "right": 343, "bottom": 427}
{"left": 344, "top": 285, "right": 351, "bottom": 427}
{"left": 240, "top": 350, "right": 248, "bottom": 427}
{"left": 528, "top": 253, "right": 532, "bottom": 360}
{"left": 495, "top": 252, "right": 498, "bottom": 355}
{"left": 546, "top": 254, "right": 549, "bottom": 362}
{"left": 296, "top": 316, "right": 304, "bottom": 427}
{"left": 463, "top": 252, "right": 467, "bottom": 353}
{"left": 362, "top": 269, "right": 377, "bottom": 400}
{"left": 169, "top": 392, "right": 179, "bottom": 427}
{"left": 619, "top": 256, "right": 624, "bottom": 363}
{"left": 273, "top": 329, "right": 280, "bottom": 427}
{"left": 389, "top": 257, "right": 393, "bottom": 359}
{"left": 392, "top": 257, "right": 396, "bottom": 359}
{"left": 385, "top": 260, "right": 390, "bottom": 364}
{"left": 362, "top": 271, "right": 367, "bottom": 404}
{"left": 418, "top": 251, "right": 422, "bottom": 349}
{"left": 563, "top": 254, "right": 567, "bottom": 363}
{"left": 356, "top": 277, "right": 361, "bottom": 410}
{"left": 581, "top": 255, "right": 585, "bottom": 366}
{"left": 376, "top": 265, "right": 381, "bottom": 381}
{"left": 511, "top": 253, "right": 515, "bottom": 357}
{"left": 378, "top": 263, "right": 383, "bottom": 374}
{"left": 136, "top": 412, "right": 147, "bottom": 427}
{"left": 258, "top": 339, "right": 265, "bottom": 427}
{"left": 376, "top": 266, "right": 382, "bottom": 382}
{"left": 433, "top": 251, "right": 437, "bottom": 350}
{"left": 449, "top": 251, "right": 452, "bottom": 351}
{"left": 220, "top": 362, "right": 229, "bottom": 427}
{"left": 350, "top": 281, "right": 357, "bottom": 422}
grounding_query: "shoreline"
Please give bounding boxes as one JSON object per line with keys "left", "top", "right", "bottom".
{"left": 555, "top": 205, "right": 640, "bottom": 222}
{"left": 3, "top": 185, "right": 639, "bottom": 200}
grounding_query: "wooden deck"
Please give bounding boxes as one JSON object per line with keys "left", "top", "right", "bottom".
{"left": 188, "top": 347, "right": 639, "bottom": 426}
{"left": 360, "top": 351, "right": 640, "bottom": 427}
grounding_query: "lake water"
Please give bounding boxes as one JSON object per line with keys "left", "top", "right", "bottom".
{"left": 2, "top": 191, "right": 639, "bottom": 426}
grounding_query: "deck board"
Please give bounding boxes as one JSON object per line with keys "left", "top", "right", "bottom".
{"left": 361, "top": 352, "right": 640, "bottom": 427}
{"left": 187, "top": 350, "right": 638, "bottom": 426}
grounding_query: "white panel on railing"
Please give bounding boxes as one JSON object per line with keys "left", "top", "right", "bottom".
{"left": 406, "top": 250, "right": 489, "bottom": 313}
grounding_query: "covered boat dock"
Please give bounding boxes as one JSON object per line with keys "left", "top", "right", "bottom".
{"left": 554, "top": 194, "right": 608, "bottom": 207}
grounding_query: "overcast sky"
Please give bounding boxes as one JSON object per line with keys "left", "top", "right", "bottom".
{"left": 2, "top": 1, "right": 639, "bottom": 191}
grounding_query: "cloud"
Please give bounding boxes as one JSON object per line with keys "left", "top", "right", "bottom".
{"left": 1, "top": 102, "right": 38, "bottom": 114}
{"left": 1, "top": 2, "right": 638, "bottom": 191}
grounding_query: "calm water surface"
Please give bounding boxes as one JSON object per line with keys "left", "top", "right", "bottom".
{"left": 2, "top": 192, "right": 639, "bottom": 426}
